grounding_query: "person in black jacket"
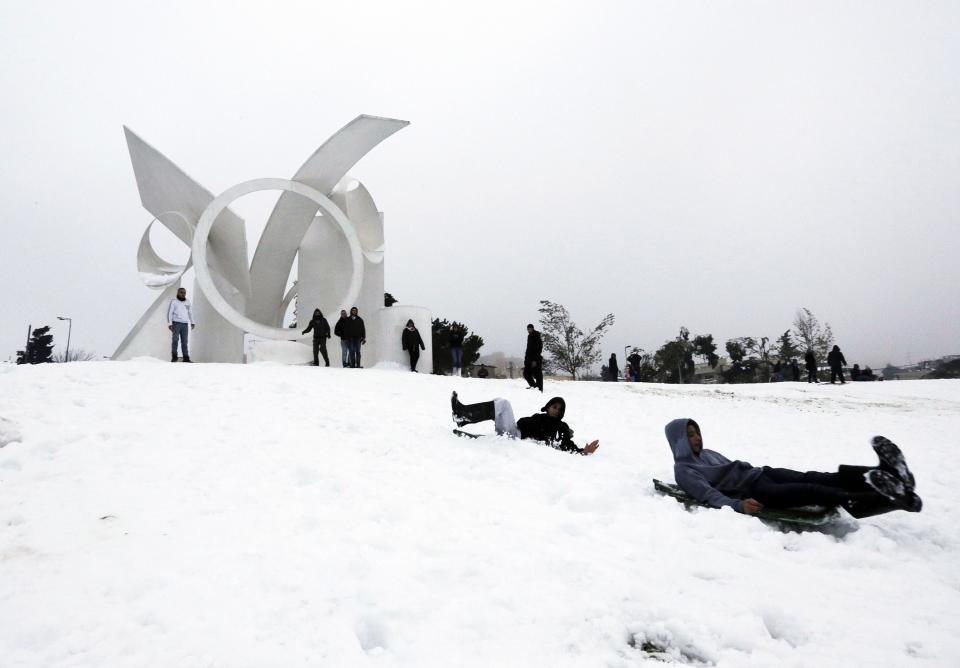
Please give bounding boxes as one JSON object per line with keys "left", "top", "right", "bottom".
{"left": 301, "top": 308, "right": 331, "bottom": 366}
{"left": 344, "top": 307, "right": 366, "bottom": 368}
{"left": 401, "top": 319, "right": 426, "bottom": 372}
{"left": 827, "top": 345, "right": 847, "bottom": 384}
{"left": 449, "top": 323, "right": 466, "bottom": 377}
{"left": 607, "top": 353, "right": 620, "bottom": 382}
{"left": 450, "top": 392, "right": 599, "bottom": 455}
{"left": 523, "top": 324, "right": 544, "bottom": 392}
{"left": 804, "top": 349, "right": 818, "bottom": 383}
{"left": 333, "top": 310, "right": 349, "bottom": 367}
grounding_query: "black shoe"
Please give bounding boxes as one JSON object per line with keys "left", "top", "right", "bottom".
{"left": 182, "top": 357, "right": 192, "bottom": 363}
{"left": 872, "top": 436, "right": 916, "bottom": 489}
{"left": 865, "top": 469, "right": 910, "bottom": 506}
{"left": 171, "top": 356, "right": 177, "bottom": 362}
{"left": 451, "top": 391, "right": 468, "bottom": 427}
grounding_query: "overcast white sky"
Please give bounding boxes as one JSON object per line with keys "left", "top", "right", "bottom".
{"left": 2, "top": 1, "right": 958, "bottom": 367}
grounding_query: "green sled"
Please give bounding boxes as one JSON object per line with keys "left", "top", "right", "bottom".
{"left": 652, "top": 478, "right": 844, "bottom": 531}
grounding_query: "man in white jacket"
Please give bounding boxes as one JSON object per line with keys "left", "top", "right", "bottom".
{"left": 167, "top": 287, "right": 195, "bottom": 362}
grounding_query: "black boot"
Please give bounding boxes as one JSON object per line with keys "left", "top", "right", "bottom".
{"left": 864, "top": 469, "right": 922, "bottom": 512}
{"left": 871, "top": 436, "right": 915, "bottom": 489}
{"left": 451, "top": 391, "right": 495, "bottom": 427}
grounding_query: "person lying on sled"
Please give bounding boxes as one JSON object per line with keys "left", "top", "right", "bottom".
{"left": 665, "top": 418, "right": 920, "bottom": 518}
{"left": 451, "top": 392, "right": 600, "bottom": 455}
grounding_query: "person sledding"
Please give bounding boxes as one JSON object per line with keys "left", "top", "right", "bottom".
{"left": 665, "top": 418, "right": 920, "bottom": 518}
{"left": 451, "top": 392, "right": 600, "bottom": 455}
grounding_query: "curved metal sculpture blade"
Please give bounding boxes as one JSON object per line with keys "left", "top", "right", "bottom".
{"left": 246, "top": 115, "right": 409, "bottom": 325}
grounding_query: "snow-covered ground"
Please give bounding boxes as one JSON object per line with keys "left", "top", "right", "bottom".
{"left": 1, "top": 361, "right": 958, "bottom": 667}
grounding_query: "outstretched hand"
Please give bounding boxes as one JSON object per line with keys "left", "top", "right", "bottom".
{"left": 741, "top": 498, "right": 763, "bottom": 514}
{"left": 583, "top": 440, "right": 600, "bottom": 454}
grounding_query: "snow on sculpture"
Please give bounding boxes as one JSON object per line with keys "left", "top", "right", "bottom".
{"left": 113, "top": 115, "right": 432, "bottom": 370}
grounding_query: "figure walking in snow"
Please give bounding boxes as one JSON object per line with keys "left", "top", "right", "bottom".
{"left": 401, "top": 319, "right": 425, "bottom": 372}
{"left": 334, "top": 310, "right": 349, "bottom": 367}
{"left": 167, "top": 286, "right": 195, "bottom": 362}
{"left": 607, "top": 353, "right": 620, "bottom": 381}
{"left": 665, "top": 418, "right": 921, "bottom": 518}
{"left": 828, "top": 345, "right": 847, "bottom": 384}
{"left": 301, "top": 308, "right": 331, "bottom": 367}
{"left": 804, "top": 349, "right": 818, "bottom": 383}
{"left": 449, "top": 323, "right": 465, "bottom": 377}
{"left": 523, "top": 324, "right": 544, "bottom": 392}
{"left": 451, "top": 392, "right": 599, "bottom": 455}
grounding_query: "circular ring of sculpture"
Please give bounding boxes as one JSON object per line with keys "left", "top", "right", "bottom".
{"left": 192, "top": 178, "right": 364, "bottom": 341}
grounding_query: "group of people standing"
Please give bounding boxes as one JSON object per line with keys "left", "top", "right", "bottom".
{"left": 302, "top": 307, "right": 366, "bottom": 368}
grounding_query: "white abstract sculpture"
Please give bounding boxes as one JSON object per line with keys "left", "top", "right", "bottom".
{"left": 113, "top": 115, "right": 432, "bottom": 371}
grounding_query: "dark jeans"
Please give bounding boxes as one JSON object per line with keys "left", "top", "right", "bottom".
{"left": 312, "top": 339, "right": 329, "bottom": 366}
{"left": 746, "top": 465, "right": 872, "bottom": 508}
{"left": 807, "top": 367, "right": 817, "bottom": 383}
{"left": 408, "top": 349, "right": 420, "bottom": 372}
{"left": 339, "top": 339, "right": 349, "bottom": 367}
{"left": 171, "top": 321, "right": 189, "bottom": 359}
{"left": 831, "top": 366, "right": 845, "bottom": 384}
{"left": 347, "top": 338, "right": 362, "bottom": 368}
{"left": 523, "top": 357, "right": 543, "bottom": 391}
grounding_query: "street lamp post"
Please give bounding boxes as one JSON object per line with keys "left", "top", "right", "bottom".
{"left": 57, "top": 316, "right": 72, "bottom": 362}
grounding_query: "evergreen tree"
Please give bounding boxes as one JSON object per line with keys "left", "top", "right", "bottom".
{"left": 16, "top": 326, "right": 54, "bottom": 364}
{"left": 537, "top": 300, "right": 615, "bottom": 379}
{"left": 775, "top": 329, "right": 801, "bottom": 362}
{"left": 692, "top": 333, "right": 719, "bottom": 368}
{"left": 792, "top": 308, "right": 835, "bottom": 360}
{"left": 654, "top": 328, "right": 696, "bottom": 383}
{"left": 384, "top": 292, "right": 397, "bottom": 307}
{"left": 431, "top": 318, "right": 484, "bottom": 374}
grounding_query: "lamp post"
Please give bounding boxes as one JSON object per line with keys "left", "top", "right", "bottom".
{"left": 624, "top": 345, "right": 631, "bottom": 382}
{"left": 57, "top": 316, "right": 72, "bottom": 362}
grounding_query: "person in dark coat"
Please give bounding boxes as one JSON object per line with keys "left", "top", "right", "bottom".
{"left": 627, "top": 351, "right": 642, "bottom": 382}
{"left": 827, "top": 345, "right": 847, "bottom": 384}
{"left": 666, "top": 418, "right": 921, "bottom": 517}
{"left": 344, "top": 307, "right": 366, "bottom": 368}
{"left": 790, "top": 359, "right": 801, "bottom": 382}
{"left": 333, "top": 309, "right": 349, "bottom": 367}
{"left": 449, "top": 323, "right": 466, "bottom": 377}
{"left": 607, "top": 353, "right": 620, "bottom": 381}
{"left": 451, "top": 392, "right": 599, "bottom": 455}
{"left": 523, "top": 324, "right": 544, "bottom": 392}
{"left": 301, "top": 308, "right": 331, "bottom": 366}
{"left": 401, "top": 319, "right": 425, "bottom": 372}
{"left": 477, "top": 364, "right": 490, "bottom": 378}
{"left": 804, "top": 349, "right": 818, "bottom": 383}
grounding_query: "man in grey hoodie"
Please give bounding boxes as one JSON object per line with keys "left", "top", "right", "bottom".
{"left": 665, "top": 418, "right": 921, "bottom": 517}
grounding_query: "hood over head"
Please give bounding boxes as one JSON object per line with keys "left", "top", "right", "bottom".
{"left": 406, "top": 319, "right": 415, "bottom": 328}
{"left": 665, "top": 418, "right": 699, "bottom": 463}
{"left": 313, "top": 308, "right": 323, "bottom": 318}
{"left": 541, "top": 397, "right": 566, "bottom": 419}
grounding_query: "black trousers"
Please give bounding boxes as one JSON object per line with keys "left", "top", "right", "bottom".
{"left": 807, "top": 367, "right": 817, "bottom": 383}
{"left": 746, "top": 465, "right": 874, "bottom": 508}
{"left": 831, "top": 366, "right": 845, "bottom": 383}
{"left": 312, "top": 339, "right": 329, "bottom": 366}
{"left": 408, "top": 349, "right": 420, "bottom": 371}
{"left": 523, "top": 357, "right": 543, "bottom": 390}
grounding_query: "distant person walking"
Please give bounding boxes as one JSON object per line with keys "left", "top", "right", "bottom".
{"left": 627, "top": 351, "right": 642, "bottom": 382}
{"left": 301, "top": 308, "right": 331, "bottom": 367}
{"left": 790, "top": 359, "right": 801, "bottom": 382}
{"left": 167, "top": 286, "right": 195, "bottom": 362}
{"left": 449, "top": 323, "right": 465, "bottom": 377}
{"left": 401, "top": 319, "right": 426, "bottom": 372}
{"left": 828, "top": 345, "right": 847, "bottom": 384}
{"left": 523, "top": 324, "right": 544, "bottom": 392}
{"left": 345, "top": 307, "right": 366, "bottom": 368}
{"left": 804, "top": 349, "right": 818, "bottom": 384}
{"left": 334, "top": 310, "right": 349, "bottom": 367}
{"left": 607, "top": 353, "right": 620, "bottom": 382}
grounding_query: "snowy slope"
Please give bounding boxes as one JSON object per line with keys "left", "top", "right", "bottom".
{"left": 1, "top": 361, "right": 958, "bottom": 667}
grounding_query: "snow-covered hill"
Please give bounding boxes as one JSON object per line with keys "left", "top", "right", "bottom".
{"left": 1, "top": 361, "right": 958, "bottom": 667}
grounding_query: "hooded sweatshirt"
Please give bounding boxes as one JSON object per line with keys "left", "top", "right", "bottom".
{"left": 665, "top": 418, "right": 763, "bottom": 512}
{"left": 517, "top": 397, "right": 585, "bottom": 454}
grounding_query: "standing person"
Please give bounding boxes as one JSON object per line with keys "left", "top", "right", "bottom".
{"left": 790, "top": 359, "right": 801, "bottom": 382}
{"left": 804, "top": 349, "right": 818, "bottom": 384}
{"left": 333, "top": 309, "right": 349, "bottom": 367}
{"left": 828, "top": 345, "right": 847, "bottom": 384}
{"left": 301, "top": 308, "right": 331, "bottom": 367}
{"left": 627, "top": 351, "right": 642, "bottom": 382}
{"left": 607, "top": 353, "right": 620, "bottom": 382}
{"left": 523, "top": 324, "right": 544, "bottom": 392}
{"left": 449, "top": 323, "right": 465, "bottom": 377}
{"left": 345, "top": 307, "right": 366, "bottom": 368}
{"left": 477, "top": 364, "right": 490, "bottom": 379}
{"left": 167, "top": 286, "right": 195, "bottom": 362}
{"left": 401, "top": 319, "right": 425, "bottom": 372}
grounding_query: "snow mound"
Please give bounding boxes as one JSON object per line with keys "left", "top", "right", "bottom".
{"left": 0, "top": 362, "right": 958, "bottom": 667}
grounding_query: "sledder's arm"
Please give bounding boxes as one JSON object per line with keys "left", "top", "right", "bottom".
{"left": 675, "top": 468, "right": 744, "bottom": 512}
{"left": 582, "top": 440, "right": 600, "bottom": 455}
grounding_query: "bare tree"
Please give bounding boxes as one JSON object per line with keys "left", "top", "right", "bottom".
{"left": 53, "top": 348, "right": 100, "bottom": 362}
{"left": 792, "top": 308, "right": 835, "bottom": 360}
{"left": 537, "top": 300, "right": 615, "bottom": 379}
